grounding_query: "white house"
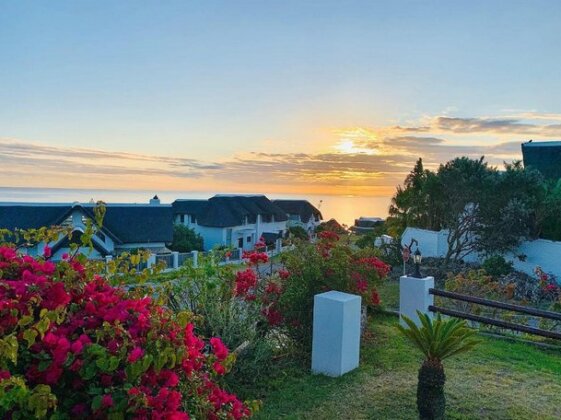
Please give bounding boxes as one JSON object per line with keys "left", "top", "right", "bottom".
{"left": 271, "top": 200, "right": 322, "bottom": 235}
{"left": 173, "top": 195, "right": 288, "bottom": 251}
{"left": 0, "top": 197, "right": 173, "bottom": 260}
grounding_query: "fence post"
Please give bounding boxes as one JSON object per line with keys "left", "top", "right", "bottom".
{"left": 172, "top": 251, "right": 179, "bottom": 269}
{"left": 312, "top": 291, "right": 361, "bottom": 377}
{"left": 105, "top": 255, "right": 112, "bottom": 273}
{"left": 399, "top": 275, "right": 434, "bottom": 327}
{"left": 192, "top": 251, "right": 198, "bottom": 268}
{"left": 146, "top": 254, "right": 156, "bottom": 269}
{"left": 275, "top": 238, "right": 282, "bottom": 255}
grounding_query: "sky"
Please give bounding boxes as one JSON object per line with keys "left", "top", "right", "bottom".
{"left": 2, "top": 0, "right": 561, "bottom": 197}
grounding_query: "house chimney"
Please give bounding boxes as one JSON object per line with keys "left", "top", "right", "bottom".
{"left": 150, "top": 195, "right": 160, "bottom": 205}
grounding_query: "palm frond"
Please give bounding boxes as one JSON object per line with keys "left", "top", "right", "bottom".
{"left": 397, "top": 311, "right": 481, "bottom": 362}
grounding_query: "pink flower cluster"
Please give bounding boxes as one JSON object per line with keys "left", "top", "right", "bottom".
{"left": 0, "top": 246, "right": 251, "bottom": 419}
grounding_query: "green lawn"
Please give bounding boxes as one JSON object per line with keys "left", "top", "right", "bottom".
{"left": 253, "top": 314, "right": 561, "bottom": 419}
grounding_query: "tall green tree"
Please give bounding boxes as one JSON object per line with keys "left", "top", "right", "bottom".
{"left": 388, "top": 156, "right": 547, "bottom": 261}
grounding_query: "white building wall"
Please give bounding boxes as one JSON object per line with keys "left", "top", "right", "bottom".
{"left": 401, "top": 227, "right": 561, "bottom": 281}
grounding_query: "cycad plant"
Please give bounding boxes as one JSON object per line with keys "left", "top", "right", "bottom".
{"left": 397, "top": 311, "right": 480, "bottom": 420}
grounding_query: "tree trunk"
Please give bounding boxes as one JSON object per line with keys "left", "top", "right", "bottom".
{"left": 417, "top": 359, "right": 446, "bottom": 420}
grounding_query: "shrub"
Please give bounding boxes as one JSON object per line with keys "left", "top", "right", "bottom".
{"left": 275, "top": 232, "right": 390, "bottom": 350}
{"left": 442, "top": 270, "right": 509, "bottom": 315}
{"left": 163, "top": 249, "right": 280, "bottom": 395}
{"left": 482, "top": 255, "right": 513, "bottom": 277}
{"left": 169, "top": 224, "right": 204, "bottom": 253}
{"left": 0, "top": 246, "right": 253, "bottom": 419}
{"left": 288, "top": 226, "right": 308, "bottom": 241}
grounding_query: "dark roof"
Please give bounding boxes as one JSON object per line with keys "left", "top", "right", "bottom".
{"left": 522, "top": 141, "right": 561, "bottom": 179}
{"left": 97, "top": 205, "right": 173, "bottom": 243}
{"left": 0, "top": 203, "right": 173, "bottom": 244}
{"left": 173, "top": 195, "right": 288, "bottom": 227}
{"left": 172, "top": 199, "right": 209, "bottom": 215}
{"left": 272, "top": 200, "right": 323, "bottom": 223}
{"left": 0, "top": 205, "right": 68, "bottom": 231}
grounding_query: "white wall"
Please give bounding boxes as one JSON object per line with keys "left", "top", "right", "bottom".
{"left": 401, "top": 227, "right": 561, "bottom": 280}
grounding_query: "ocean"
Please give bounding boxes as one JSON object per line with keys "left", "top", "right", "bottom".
{"left": 0, "top": 187, "right": 392, "bottom": 227}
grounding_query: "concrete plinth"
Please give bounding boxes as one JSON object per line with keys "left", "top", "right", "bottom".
{"left": 312, "top": 291, "right": 361, "bottom": 377}
{"left": 399, "top": 275, "right": 434, "bottom": 326}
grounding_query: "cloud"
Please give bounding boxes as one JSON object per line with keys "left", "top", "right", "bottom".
{"left": 1, "top": 110, "right": 557, "bottom": 195}
{"left": 392, "top": 116, "right": 561, "bottom": 137}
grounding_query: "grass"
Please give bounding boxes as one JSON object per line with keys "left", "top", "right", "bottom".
{"left": 251, "top": 314, "right": 561, "bottom": 419}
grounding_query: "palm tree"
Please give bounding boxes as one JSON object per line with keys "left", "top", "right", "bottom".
{"left": 397, "top": 312, "right": 480, "bottom": 420}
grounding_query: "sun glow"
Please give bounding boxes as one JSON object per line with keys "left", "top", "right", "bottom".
{"left": 334, "top": 139, "right": 376, "bottom": 155}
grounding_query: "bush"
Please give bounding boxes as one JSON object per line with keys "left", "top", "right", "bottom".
{"left": 275, "top": 231, "right": 390, "bottom": 350}
{"left": 288, "top": 226, "right": 308, "bottom": 240}
{"left": 0, "top": 245, "right": 253, "bottom": 419}
{"left": 164, "top": 249, "right": 280, "bottom": 395}
{"left": 169, "top": 224, "right": 204, "bottom": 253}
{"left": 482, "top": 255, "right": 513, "bottom": 277}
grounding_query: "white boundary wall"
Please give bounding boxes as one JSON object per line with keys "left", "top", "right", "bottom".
{"left": 401, "top": 227, "right": 561, "bottom": 280}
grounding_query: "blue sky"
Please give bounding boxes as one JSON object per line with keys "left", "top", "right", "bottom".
{"left": 2, "top": 1, "right": 561, "bottom": 195}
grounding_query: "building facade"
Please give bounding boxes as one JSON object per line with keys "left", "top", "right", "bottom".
{"left": 173, "top": 195, "right": 288, "bottom": 251}
{"left": 0, "top": 198, "right": 173, "bottom": 260}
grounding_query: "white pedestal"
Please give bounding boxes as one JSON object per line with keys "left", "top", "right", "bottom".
{"left": 312, "top": 291, "right": 361, "bottom": 377}
{"left": 399, "top": 275, "right": 434, "bottom": 327}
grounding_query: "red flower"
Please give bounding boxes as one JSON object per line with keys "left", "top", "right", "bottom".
{"left": 371, "top": 290, "right": 381, "bottom": 305}
{"left": 101, "top": 394, "right": 113, "bottom": 408}
{"left": 43, "top": 245, "right": 52, "bottom": 258}
{"left": 210, "top": 337, "right": 229, "bottom": 361}
{"left": 128, "top": 346, "right": 144, "bottom": 363}
{"left": 213, "top": 361, "right": 226, "bottom": 375}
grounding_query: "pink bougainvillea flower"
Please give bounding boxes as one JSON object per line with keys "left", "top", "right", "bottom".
{"left": 128, "top": 346, "right": 144, "bottom": 363}
{"left": 101, "top": 394, "right": 114, "bottom": 408}
{"left": 212, "top": 361, "right": 226, "bottom": 375}
{"left": 210, "top": 337, "right": 229, "bottom": 361}
{"left": 43, "top": 245, "right": 52, "bottom": 258}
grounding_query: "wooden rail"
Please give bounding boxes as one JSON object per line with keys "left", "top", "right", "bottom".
{"left": 429, "top": 305, "right": 561, "bottom": 340}
{"left": 429, "top": 288, "right": 561, "bottom": 321}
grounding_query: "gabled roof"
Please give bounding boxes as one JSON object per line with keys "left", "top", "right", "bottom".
{"left": 0, "top": 203, "right": 173, "bottom": 244}
{"left": 272, "top": 200, "right": 323, "bottom": 223}
{"left": 172, "top": 195, "right": 288, "bottom": 227}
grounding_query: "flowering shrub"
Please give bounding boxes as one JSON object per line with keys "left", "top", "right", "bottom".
{"left": 269, "top": 234, "right": 390, "bottom": 349}
{"left": 0, "top": 246, "right": 253, "bottom": 419}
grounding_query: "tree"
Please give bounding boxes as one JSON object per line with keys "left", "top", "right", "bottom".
{"left": 436, "top": 157, "right": 494, "bottom": 262}
{"left": 388, "top": 156, "right": 546, "bottom": 262}
{"left": 538, "top": 179, "right": 561, "bottom": 241}
{"left": 398, "top": 312, "right": 480, "bottom": 420}
{"left": 169, "top": 224, "right": 204, "bottom": 252}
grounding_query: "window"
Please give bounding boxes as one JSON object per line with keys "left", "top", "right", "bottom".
{"left": 179, "top": 214, "right": 185, "bottom": 223}
{"left": 96, "top": 231, "right": 106, "bottom": 242}
{"left": 238, "top": 238, "right": 244, "bottom": 248}
{"left": 247, "top": 236, "right": 252, "bottom": 243}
